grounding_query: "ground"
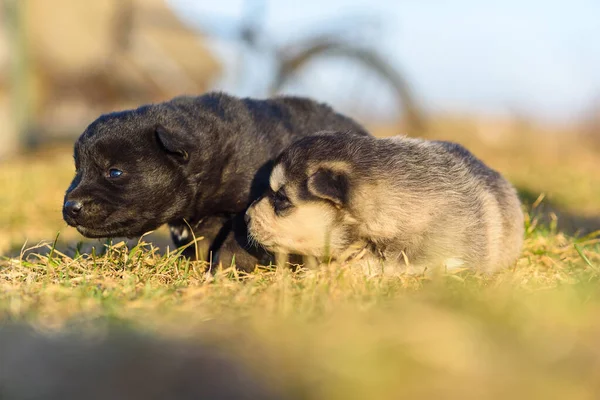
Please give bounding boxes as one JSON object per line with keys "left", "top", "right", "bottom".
{"left": 0, "top": 120, "right": 599, "bottom": 399}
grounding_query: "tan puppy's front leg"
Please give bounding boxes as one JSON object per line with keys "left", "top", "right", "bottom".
{"left": 302, "top": 255, "right": 320, "bottom": 270}
{"left": 275, "top": 251, "right": 289, "bottom": 270}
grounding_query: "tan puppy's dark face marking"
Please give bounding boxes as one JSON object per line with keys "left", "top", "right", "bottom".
{"left": 246, "top": 162, "right": 354, "bottom": 258}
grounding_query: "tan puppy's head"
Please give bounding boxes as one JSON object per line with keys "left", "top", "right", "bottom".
{"left": 246, "top": 157, "right": 357, "bottom": 258}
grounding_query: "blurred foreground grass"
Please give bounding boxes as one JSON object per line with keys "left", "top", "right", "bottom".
{"left": 0, "top": 123, "right": 599, "bottom": 399}
{"left": 1, "top": 228, "right": 599, "bottom": 399}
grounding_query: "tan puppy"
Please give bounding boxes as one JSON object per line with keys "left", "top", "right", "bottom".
{"left": 246, "top": 133, "right": 524, "bottom": 275}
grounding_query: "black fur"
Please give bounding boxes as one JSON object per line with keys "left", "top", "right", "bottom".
{"left": 63, "top": 92, "right": 369, "bottom": 271}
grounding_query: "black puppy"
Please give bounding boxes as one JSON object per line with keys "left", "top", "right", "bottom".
{"left": 63, "top": 92, "right": 369, "bottom": 271}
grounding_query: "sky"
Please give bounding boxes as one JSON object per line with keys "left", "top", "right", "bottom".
{"left": 168, "top": 0, "right": 600, "bottom": 122}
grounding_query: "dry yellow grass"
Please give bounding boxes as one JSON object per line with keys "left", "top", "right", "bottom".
{"left": 1, "top": 226, "right": 599, "bottom": 399}
{"left": 0, "top": 125, "right": 599, "bottom": 399}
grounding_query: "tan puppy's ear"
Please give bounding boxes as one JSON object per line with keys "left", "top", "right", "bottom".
{"left": 307, "top": 168, "right": 350, "bottom": 208}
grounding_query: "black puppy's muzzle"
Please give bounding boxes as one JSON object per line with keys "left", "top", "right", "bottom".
{"left": 63, "top": 200, "right": 83, "bottom": 223}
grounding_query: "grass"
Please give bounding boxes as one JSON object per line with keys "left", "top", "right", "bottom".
{"left": 1, "top": 126, "right": 600, "bottom": 399}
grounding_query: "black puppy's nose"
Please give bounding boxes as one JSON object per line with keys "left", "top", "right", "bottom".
{"left": 244, "top": 211, "right": 251, "bottom": 225}
{"left": 64, "top": 200, "right": 83, "bottom": 218}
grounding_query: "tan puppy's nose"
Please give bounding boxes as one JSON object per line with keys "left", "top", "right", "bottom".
{"left": 244, "top": 209, "right": 252, "bottom": 225}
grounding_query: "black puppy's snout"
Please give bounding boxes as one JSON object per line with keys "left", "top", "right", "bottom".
{"left": 64, "top": 200, "right": 83, "bottom": 218}
{"left": 244, "top": 211, "right": 251, "bottom": 225}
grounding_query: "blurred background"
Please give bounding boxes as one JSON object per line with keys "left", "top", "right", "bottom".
{"left": 1, "top": 3, "right": 600, "bottom": 399}
{"left": 0, "top": 0, "right": 599, "bottom": 252}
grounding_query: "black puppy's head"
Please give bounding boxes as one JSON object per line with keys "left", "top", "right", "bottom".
{"left": 63, "top": 106, "right": 196, "bottom": 238}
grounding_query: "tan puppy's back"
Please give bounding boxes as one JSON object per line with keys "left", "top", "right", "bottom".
{"left": 343, "top": 136, "right": 524, "bottom": 273}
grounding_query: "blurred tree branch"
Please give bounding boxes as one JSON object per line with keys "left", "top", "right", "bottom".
{"left": 2, "top": 0, "right": 35, "bottom": 156}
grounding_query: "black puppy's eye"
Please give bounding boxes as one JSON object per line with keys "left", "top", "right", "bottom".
{"left": 272, "top": 189, "right": 292, "bottom": 214}
{"left": 108, "top": 169, "right": 123, "bottom": 179}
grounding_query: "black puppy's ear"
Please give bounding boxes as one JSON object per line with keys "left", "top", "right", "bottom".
{"left": 307, "top": 168, "right": 350, "bottom": 207}
{"left": 155, "top": 125, "right": 190, "bottom": 162}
